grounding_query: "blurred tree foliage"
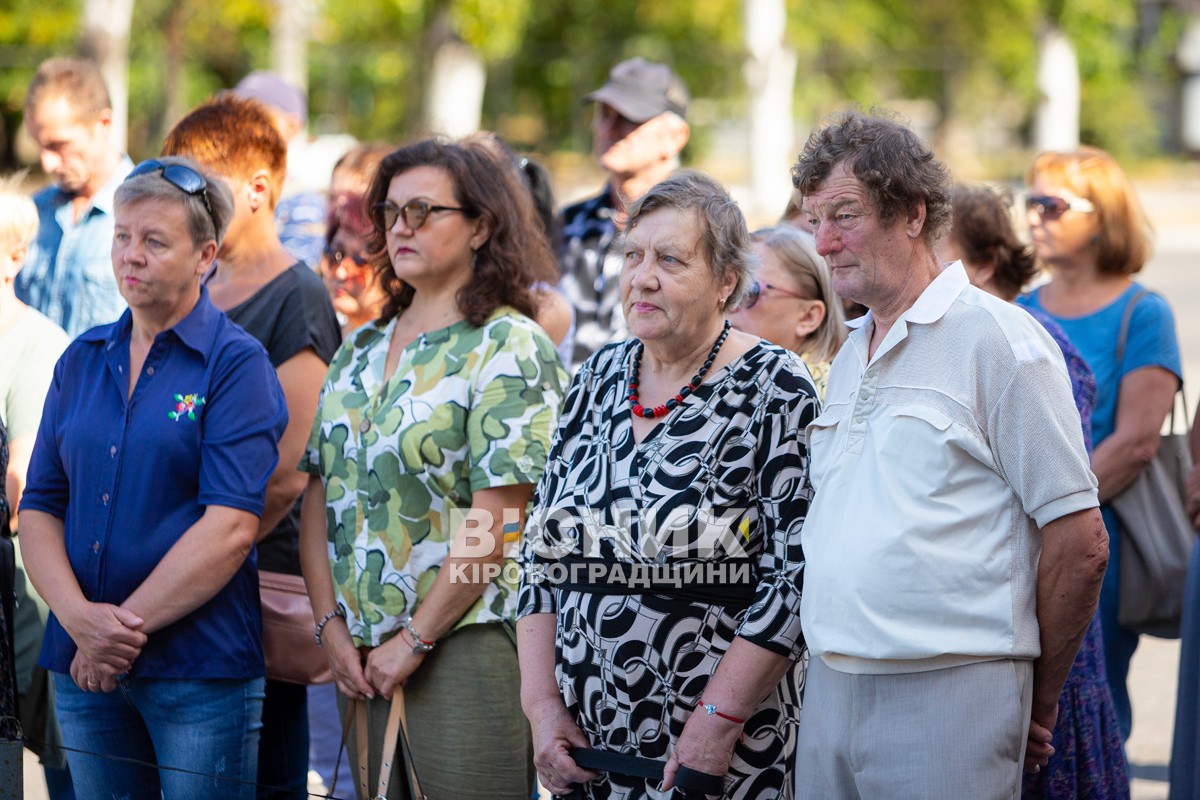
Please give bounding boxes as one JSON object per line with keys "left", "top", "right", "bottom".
{"left": 0, "top": 0, "right": 1188, "bottom": 169}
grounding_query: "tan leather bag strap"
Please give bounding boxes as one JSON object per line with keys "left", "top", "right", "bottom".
{"left": 391, "top": 686, "right": 424, "bottom": 798}
{"left": 344, "top": 693, "right": 423, "bottom": 800}
{"left": 355, "top": 699, "right": 370, "bottom": 799}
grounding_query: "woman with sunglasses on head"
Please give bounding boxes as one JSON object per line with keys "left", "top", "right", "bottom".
{"left": 1017, "top": 147, "right": 1182, "bottom": 747}
{"left": 18, "top": 155, "right": 288, "bottom": 799}
{"left": 298, "top": 138, "right": 567, "bottom": 799}
{"left": 726, "top": 226, "right": 846, "bottom": 399}
{"left": 943, "top": 183, "right": 1129, "bottom": 800}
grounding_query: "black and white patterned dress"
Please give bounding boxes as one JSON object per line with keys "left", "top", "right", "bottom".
{"left": 518, "top": 340, "right": 818, "bottom": 799}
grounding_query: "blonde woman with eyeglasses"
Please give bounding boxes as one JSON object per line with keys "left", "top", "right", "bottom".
{"left": 726, "top": 226, "right": 847, "bottom": 398}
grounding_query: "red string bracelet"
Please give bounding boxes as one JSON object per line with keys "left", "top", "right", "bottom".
{"left": 699, "top": 700, "right": 745, "bottom": 725}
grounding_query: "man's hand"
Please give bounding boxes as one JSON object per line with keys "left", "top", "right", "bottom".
{"left": 1024, "top": 710, "right": 1057, "bottom": 773}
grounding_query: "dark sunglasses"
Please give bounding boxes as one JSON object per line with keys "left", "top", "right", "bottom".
{"left": 1025, "top": 193, "right": 1095, "bottom": 221}
{"left": 373, "top": 200, "right": 468, "bottom": 231}
{"left": 322, "top": 244, "right": 370, "bottom": 269}
{"left": 740, "top": 279, "right": 807, "bottom": 310}
{"left": 128, "top": 159, "right": 219, "bottom": 238}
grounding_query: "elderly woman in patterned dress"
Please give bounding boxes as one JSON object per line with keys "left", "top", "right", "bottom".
{"left": 517, "top": 170, "right": 819, "bottom": 799}
{"left": 298, "top": 138, "right": 567, "bottom": 799}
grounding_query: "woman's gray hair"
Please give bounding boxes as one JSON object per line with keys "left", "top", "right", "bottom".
{"left": 114, "top": 156, "right": 234, "bottom": 248}
{"left": 752, "top": 226, "right": 848, "bottom": 362}
{"left": 626, "top": 170, "right": 756, "bottom": 309}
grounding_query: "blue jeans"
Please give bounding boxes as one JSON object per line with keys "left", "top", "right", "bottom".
{"left": 54, "top": 672, "right": 265, "bottom": 800}
{"left": 257, "top": 678, "right": 308, "bottom": 799}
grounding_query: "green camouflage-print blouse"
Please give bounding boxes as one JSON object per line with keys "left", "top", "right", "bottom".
{"left": 300, "top": 307, "right": 567, "bottom": 647}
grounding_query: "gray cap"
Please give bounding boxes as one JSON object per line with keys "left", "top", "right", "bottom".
{"left": 232, "top": 70, "right": 307, "bottom": 124}
{"left": 584, "top": 58, "right": 688, "bottom": 123}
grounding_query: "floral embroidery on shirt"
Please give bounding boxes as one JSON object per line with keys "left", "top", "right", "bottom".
{"left": 168, "top": 393, "right": 206, "bottom": 422}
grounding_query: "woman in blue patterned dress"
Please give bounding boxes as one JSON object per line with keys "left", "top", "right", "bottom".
{"left": 942, "top": 183, "right": 1128, "bottom": 799}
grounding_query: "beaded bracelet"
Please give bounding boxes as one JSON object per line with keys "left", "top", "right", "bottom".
{"left": 314, "top": 607, "right": 346, "bottom": 647}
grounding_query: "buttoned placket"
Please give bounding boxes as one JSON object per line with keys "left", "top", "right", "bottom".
{"left": 89, "top": 332, "right": 172, "bottom": 599}
{"left": 46, "top": 201, "right": 84, "bottom": 327}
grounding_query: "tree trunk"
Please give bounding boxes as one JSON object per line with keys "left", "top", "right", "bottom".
{"left": 272, "top": 0, "right": 312, "bottom": 94}
{"left": 158, "top": 2, "right": 189, "bottom": 147}
{"left": 1178, "top": 15, "right": 1200, "bottom": 154}
{"left": 743, "top": 0, "right": 797, "bottom": 220}
{"left": 423, "top": 5, "right": 486, "bottom": 138}
{"left": 80, "top": 0, "right": 135, "bottom": 154}
{"left": 1034, "top": 24, "right": 1080, "bottom": 152}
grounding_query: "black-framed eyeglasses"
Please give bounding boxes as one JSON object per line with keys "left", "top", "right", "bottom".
{"left": 739, "top": 279, "right": 808, "bottom": 310}
{"left": 128, "top": 159, "right": 219, "bottom": 239}
{"left": 373, "top": 200, "right": 469, "bottom": 232}
{"left": 322, "top": 244, "right": 370, "bottom": 269}
{"left": 1025, "top": 193, "right": 1095, "bottom": 222}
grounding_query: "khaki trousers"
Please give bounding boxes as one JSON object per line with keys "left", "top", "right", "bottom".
{"left": 339, "top": 623, "right": 535, "bottom": 800}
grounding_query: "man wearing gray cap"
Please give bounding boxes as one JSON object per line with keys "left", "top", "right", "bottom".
{"left": 559, "top": 57, "right": 691, "bottom": 372}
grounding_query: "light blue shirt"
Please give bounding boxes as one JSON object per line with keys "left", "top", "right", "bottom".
{"left": 15, "top": 156, "right": 132, "bottom": 338}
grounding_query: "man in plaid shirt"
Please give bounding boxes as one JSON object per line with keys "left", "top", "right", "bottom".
{"left": 558, "top": 58, "right": 690, "bottom": 372}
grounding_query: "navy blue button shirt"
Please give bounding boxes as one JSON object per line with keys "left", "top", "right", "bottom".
{"left": 22, "top": 287, "right": 288, "bottom": 678}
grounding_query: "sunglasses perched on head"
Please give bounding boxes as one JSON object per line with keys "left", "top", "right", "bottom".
{"left": 1025, "top": 194, "right": 1095, "bottom": 221}
{"left": 128, "top": 159, "right": 219, "bottom": 237}
{"left": 373, "top": 200, "right": 468, "bottom": 231}
{"left": 739, "top": 279, "right": 807, "bottom": 310}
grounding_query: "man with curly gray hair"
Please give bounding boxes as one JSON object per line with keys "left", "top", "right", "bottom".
{"left": 792, "top": 110, "right": 1108, "bottom": 800}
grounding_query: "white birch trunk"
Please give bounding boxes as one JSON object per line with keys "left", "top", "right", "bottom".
{"left": 81, "top": 0, "right": 134, "bottom": 153}
{"left": 1178, "top": 17, "right": 1200, "bottom": 153}
{"left": 272, "top": 0, "right": 312, "bottom": 95}
{"left": 425, "top": 40, "right": 487, "bottom": 138}
{"left": 1034, "top": 25, "right": 1080, "bottom": 152}
{"left": 744, "top": 0, "right": 797, "bottom": 219}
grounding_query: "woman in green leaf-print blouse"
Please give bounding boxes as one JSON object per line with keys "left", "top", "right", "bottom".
{"left": 298, "top": 139, "right": 567, "bottom": 799}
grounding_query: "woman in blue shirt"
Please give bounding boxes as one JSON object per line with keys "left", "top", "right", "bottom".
{"left": 19, "top": 156, "right": 287, "bottom": 800}
{"left": 1018, "top": 147, "right": 1182, "bottom": 744}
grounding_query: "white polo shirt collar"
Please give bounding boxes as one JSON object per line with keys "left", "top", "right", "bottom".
{"left": 843, "top": 262, "right": 969, "bottom": 362}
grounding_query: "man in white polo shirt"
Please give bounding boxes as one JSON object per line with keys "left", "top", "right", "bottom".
{"left": 791, "top": 110, "right": 1109, "bottom": 800}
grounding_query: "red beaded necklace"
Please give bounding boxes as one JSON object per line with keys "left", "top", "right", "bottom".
{"left": 628, "top": 321, "right": 731, "bottom": 419}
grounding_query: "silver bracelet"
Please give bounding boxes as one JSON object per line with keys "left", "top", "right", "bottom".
{"left": 314, "top": 607, "right": 346, "bottom": 647}
{"left": 404, "top": 616, "right": 436, "bottom": 655}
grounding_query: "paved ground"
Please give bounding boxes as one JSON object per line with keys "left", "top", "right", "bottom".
{"left": 16, "top": 172, "right": 1200, "bottom": 799}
